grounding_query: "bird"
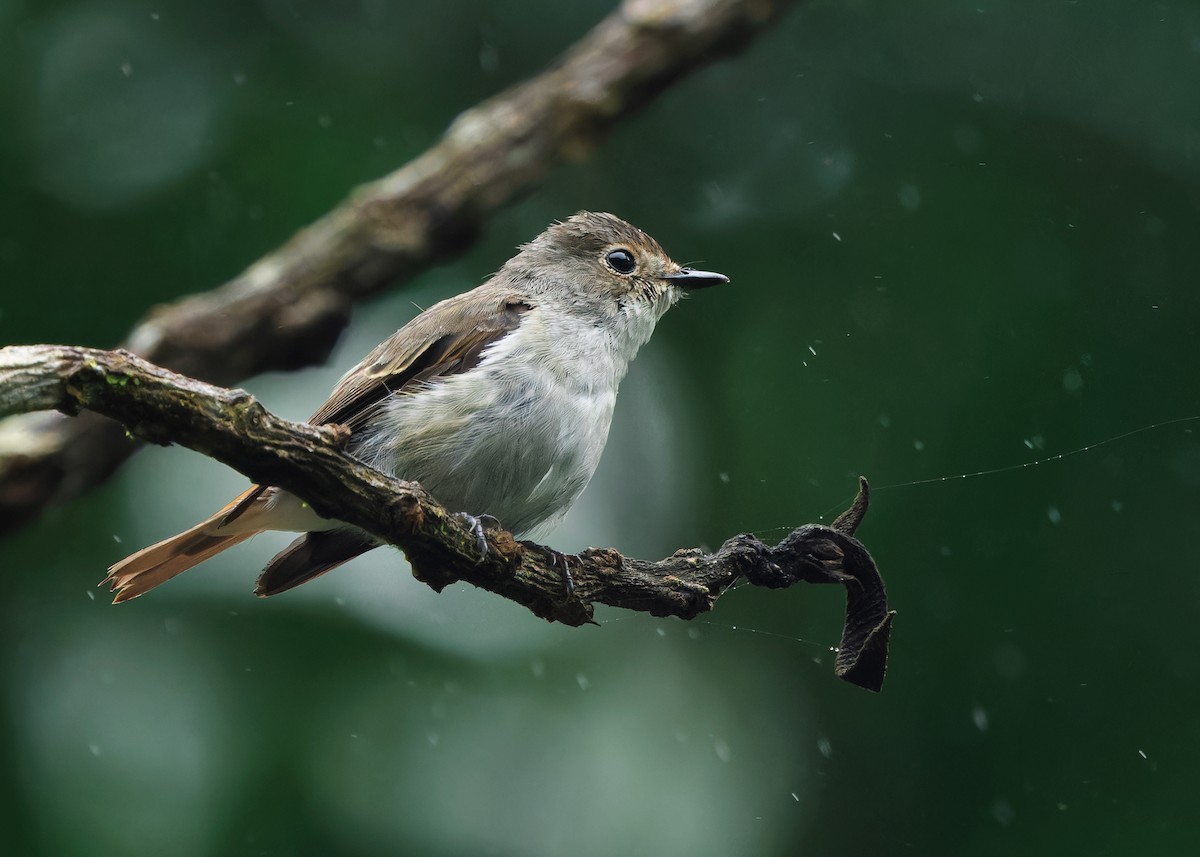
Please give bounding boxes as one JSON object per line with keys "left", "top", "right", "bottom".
{"left": 103, "top": 211, "right": 728, "bottom": 602}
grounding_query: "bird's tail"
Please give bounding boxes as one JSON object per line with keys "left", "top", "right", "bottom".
{"left": 103, "top": 487, "right": 265, "bottom": 603}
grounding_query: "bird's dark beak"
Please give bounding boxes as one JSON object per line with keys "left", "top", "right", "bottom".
{"left": 660, "top": 267, "right": 729, "bottom": 290}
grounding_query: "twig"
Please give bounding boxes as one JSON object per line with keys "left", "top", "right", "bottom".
{"left": 0, "top": 344, "right": 893, "bottom": 691}
{"left": 0, "top": 0, "right": 800, "bottom": 533}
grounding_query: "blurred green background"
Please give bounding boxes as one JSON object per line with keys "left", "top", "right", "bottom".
{"left": 3, "top": 0, "right": 1199, "bottom": 854}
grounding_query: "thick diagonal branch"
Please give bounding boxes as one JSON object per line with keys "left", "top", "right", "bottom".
{"left": 0, "top": 0, "right": 799, "bottom": 533}
{"left": 0, "top": 344, "right": 893, "bottom": 691}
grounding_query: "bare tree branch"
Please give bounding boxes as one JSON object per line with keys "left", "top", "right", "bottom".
{"left": 0, "top": 0, "right": 800, "bottom": 533}
{"left": 0, "top": 344, "right": 894, "bottom": 691}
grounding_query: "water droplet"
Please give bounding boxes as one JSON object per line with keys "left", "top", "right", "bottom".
{"left": 479, "top": 43, "right": 500, "bottom": 74}
{"left": 991, "top": 799, "right": 1014, "bottom": 827}
{"left": 897, "top": 183, "right": 921, "bottom": 211}
{"left": 714, "top": 738, "right": 732, "bottom": 762}
{"left": 972, "top": 705, "right": 989, "bottom": 732}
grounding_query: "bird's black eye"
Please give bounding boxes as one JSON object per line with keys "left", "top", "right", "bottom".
{"left": 605, "top": 248, "right": 636, "bottom": 275}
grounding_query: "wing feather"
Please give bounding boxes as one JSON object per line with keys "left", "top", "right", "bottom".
{"left": 310, "top": 296, "right": 531, "bottom": 430}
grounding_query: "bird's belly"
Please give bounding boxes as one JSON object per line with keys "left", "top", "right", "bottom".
{"left": 352, "top": 369, "right": 615, "bottom": 537}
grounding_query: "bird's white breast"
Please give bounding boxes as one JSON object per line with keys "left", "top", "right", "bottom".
{"left": 350, "top": 301, "right": 663, "bottom": 537}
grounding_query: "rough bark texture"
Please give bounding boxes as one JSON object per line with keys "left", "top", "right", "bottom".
{"left": 0, "top": 344, "right": 894, "bottom": 691}
{"left": 0, "top": 0, "right": 799, "bottom": 533}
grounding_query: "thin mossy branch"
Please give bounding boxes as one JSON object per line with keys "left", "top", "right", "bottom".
{"left": 0, "top": 0, "right": 801, "bottom": 533}
{"left": 0, "top": 344, "right": 893, "bottom": 691}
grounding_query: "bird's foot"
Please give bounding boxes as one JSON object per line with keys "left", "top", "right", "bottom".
{"left": 548, "top": 549, "right": 579, "bottom": 599}
{"left": 458, "top": 513, "right": 500, "bottom": 560}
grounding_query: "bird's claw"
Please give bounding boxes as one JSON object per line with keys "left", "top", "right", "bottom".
{"left": 457, "top": 513, "right": 576, "bottom": 599}
{"left": 459, "top": 513, "right": 500, "bottom": 560}
{"left": 549, "top": 549, "right": 577, "bottom": 599}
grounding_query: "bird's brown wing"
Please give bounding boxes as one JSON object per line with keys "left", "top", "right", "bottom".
{"left": 221, "top": 293, "right": 532, "bottom": 528}
{"left": 310, "top": 296, "right": 531, "bottom": 430}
